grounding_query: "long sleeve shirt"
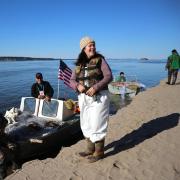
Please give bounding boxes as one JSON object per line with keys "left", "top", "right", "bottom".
{"left": 31, "top": 81, "right": 54, "bottom": 98}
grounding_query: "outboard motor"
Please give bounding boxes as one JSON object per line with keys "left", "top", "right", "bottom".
{"left": 0, "top": 114, "right": 18, "bottom": 179}
{"left": 0, "top": 114, "right": 8, "bottom": 132}
{"left": 0, "top": 114, "right": 8, "bottom": 179}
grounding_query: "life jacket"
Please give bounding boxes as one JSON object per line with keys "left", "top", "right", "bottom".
{"left": 75, "top": 57, "right": 103, "bottom": 88}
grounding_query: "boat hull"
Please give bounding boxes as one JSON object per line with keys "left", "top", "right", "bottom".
{"left": 7, "top": 115, "right": 81, "bottom": 161}
{"left": 108, "top": 83, "right": 137, "bottom": 97}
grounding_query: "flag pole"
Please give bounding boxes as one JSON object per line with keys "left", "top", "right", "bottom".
{"left": 57, "top": 59, "right": 72, "bottom": 100}
{"left": 57, "top": 78, "right": 60, "bottom": 99}
{"left": 57, "top": 59, "right": 61, "bottom": 99}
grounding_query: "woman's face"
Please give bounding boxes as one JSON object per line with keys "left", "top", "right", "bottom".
{"left": 84, "top": 42, "right": 96, "bottom": 58}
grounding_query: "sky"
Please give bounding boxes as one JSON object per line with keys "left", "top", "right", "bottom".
{"left": 0, "top": 0, "right": 180, "bottom": 59}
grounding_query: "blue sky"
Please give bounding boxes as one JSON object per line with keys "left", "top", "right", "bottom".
{"left": 0, "top": 0, "right": 179, "bottom": 59}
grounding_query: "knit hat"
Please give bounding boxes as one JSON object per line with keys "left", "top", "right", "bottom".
{"left": 80, "top": 36, "right": 95, "bottom": 50}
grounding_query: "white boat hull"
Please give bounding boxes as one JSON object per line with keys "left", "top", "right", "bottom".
{"left": 108, "top": 81, "right": 145, "bottom": 97}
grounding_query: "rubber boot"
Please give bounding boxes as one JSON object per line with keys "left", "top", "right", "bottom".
{"left": 167, "top": 75, "right": 171, "bottom": 84}
{"left": 79, "top": 138, "right": 95, "bottom": 157}
{"left": 172, "top": 74, "right": 177, "bottom": 85}
{"left": 166, "top": 70, "right": 172, "bottom": 84}
{"left": 88, "top": 139, "right": 105, "bottom": 163}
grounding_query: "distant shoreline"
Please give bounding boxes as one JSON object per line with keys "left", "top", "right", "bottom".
{"left": 0, "top": 57, "right": 166, "bottom": 62}
{"left": 0, "top": 57, "right": 134, "bottom": 62}
{"left": 0, "top": 57, "right": 78, "bottom": 61}
{"left": 0, "top": 56, "right": 59, "bottom": 61}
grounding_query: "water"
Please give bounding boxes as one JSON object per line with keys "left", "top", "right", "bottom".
{"left": 0, "top": 59, "right": 167, "bottom": 113}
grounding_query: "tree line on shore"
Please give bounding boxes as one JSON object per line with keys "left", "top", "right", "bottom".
{"left": 0, "top": 56, "right": 57, "bottom": 61}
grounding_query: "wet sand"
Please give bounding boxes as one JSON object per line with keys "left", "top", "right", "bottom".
{"left": 6, "top": 75, "right": 180, "bottom": 180}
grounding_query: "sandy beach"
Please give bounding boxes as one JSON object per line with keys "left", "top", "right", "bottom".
{"left": 6, "top": 75, "right": 180, "bottom": 180}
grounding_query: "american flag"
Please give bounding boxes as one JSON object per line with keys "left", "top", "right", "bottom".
{"left": 58, "top": 59, "right": 72, "bottom": 88}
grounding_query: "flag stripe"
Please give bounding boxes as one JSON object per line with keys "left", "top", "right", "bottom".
{"left": 58, "top": 59, "right": 72, "bottom": 88}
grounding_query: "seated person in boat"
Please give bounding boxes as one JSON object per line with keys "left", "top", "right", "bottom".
{"left": 31, "top": 72, "right": 54, "bottom": 101}
{"left": 115, "top": 72, "right": 126, "bottom": 82}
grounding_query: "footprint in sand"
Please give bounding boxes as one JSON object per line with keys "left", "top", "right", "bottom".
{"left": 108, "top": 161, "right": 133, "bottom": 180}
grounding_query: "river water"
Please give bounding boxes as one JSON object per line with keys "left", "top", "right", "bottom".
{"left": 0, "top": 59, "right": 167, "bottom": 113}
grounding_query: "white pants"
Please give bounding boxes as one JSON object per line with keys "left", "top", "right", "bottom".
{"left": 78, "top": 90, "right": 110, "bottom": 143}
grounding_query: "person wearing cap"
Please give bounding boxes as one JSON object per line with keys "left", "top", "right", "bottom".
{"left": 70, "top": 36, "right": 112, "bottom": 163}
{"left": 31, "top": 73, "right": 54, "bottom": 101}
{"left": 165, "top": 49, "right": 180, "bottom": 85}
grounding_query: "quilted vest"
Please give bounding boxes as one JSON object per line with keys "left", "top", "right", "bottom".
{"left": 75, "top": 57, "right": 103, "bottom": 87}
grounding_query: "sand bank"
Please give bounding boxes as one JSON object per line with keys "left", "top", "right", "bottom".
{"left": 6, "top": 76, "right": 180, "bottom": 180}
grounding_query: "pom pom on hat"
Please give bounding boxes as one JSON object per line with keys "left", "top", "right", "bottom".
{"left": 80, "top": 36, "right": 95, "bottom": 50}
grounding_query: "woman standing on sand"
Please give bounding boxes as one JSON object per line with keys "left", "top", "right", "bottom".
{"left": 70, "top": 36, "right": 112, "bottom": 163}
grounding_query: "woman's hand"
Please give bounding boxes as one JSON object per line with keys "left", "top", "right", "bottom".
{"left": 86, "top": 87, "right": 96, "bottom": 96}
{"left": 77, "top": 84, "right": 86, "bottom": 93}
{"left": 38, "top": 95, "right": 45, "bottom": 99}
{"left": 45, "top": 96, "right": 51, "bottom": 102}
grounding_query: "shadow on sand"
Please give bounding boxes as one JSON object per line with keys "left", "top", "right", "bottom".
{"left": 105, "top": 113, "right": 179, "bottom": 157}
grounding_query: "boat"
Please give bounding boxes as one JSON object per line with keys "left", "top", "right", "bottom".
{"left": 108, "top": 75, "right": 146, "bottom": 98}
{"left": 3, "top": 97, "right": 81, "bottom": 161}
